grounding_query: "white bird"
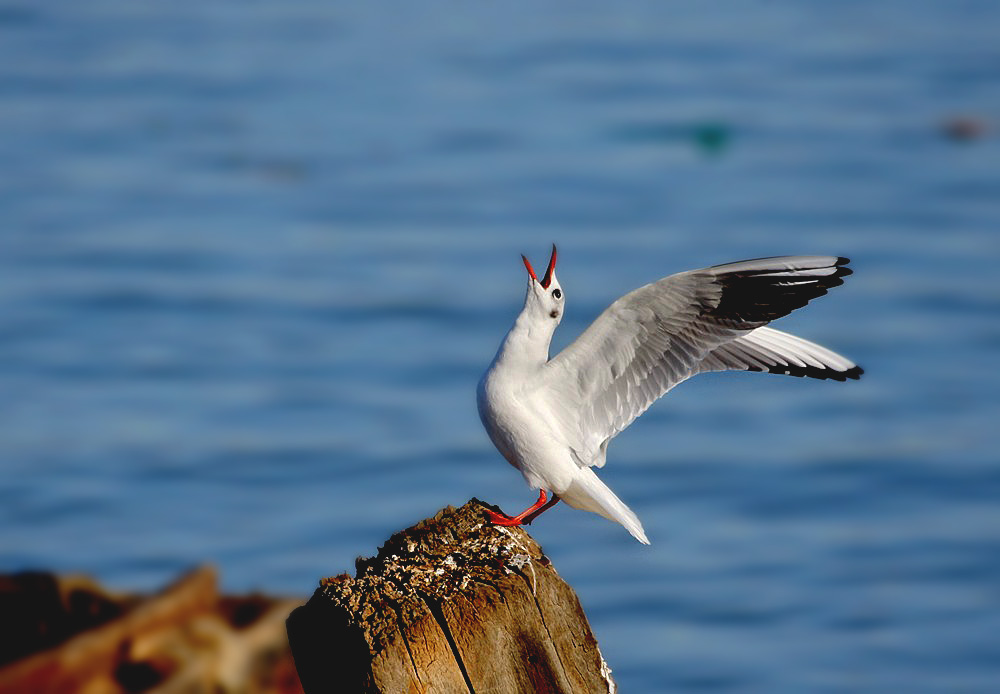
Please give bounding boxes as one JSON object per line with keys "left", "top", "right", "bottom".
{"left": 477, "top": 246, "right": 862, "bottom": 544}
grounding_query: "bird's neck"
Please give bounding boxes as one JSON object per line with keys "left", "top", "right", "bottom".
{"left": 494, "top": 310, "right": 554, "bottom": 370}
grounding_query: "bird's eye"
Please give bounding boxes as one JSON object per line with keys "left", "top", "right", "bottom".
{"left": 552, "top": 288, "right": 562, "bottom": 299}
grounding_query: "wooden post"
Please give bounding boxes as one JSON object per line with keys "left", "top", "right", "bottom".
{"left": 287, "top": 499, "right": 617, "bottom": 694}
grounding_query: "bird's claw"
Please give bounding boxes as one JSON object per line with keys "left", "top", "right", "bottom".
{"left": 484, "top": 490, "right": 560, "bottom": 528}
{"left": 484, "top": 508, "right": 523, "bottom": 526}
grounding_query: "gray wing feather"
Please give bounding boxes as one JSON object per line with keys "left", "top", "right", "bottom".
{"left": 543, "top": 256, "right": 858, "bottom": 468}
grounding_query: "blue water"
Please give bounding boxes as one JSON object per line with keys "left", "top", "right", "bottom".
{"left": 2, "top": 2, "right": 999, "bottom": 691}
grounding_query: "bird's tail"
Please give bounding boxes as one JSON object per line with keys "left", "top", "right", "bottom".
{"left": 560, "top": 467, "right": 650, "bottom": 544}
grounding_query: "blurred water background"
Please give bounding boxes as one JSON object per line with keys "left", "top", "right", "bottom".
{"left": 2, "top": 1, "right": 999, "bottom": 691}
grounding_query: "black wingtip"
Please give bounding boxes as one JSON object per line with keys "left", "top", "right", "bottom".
{"left": 709, "top": 256, "right": 857, "bottom": 327}
{"left": 833, "top": 258, "right": 853, "bottom": 279}
{"left": 748, "top": 362, "right": 865, "bottom": 381}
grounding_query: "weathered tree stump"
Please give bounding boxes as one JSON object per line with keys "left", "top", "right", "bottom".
{"left": 0, "top": 566, "right": 303, "bottom": 694}
{"left": 287, "top": 499, "right": 616, "bottom": 694}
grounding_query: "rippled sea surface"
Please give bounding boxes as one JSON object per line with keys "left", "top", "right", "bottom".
{"left": 2, "top": 2, "right": 999, "bottom": 691}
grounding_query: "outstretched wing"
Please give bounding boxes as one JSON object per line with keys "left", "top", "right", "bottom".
{"left": 542, "top": 256, "right": 860, "bottom": 468}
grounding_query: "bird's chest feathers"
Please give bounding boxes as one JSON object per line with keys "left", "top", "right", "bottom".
{"left": 479, "top": 369, "right": 563, "bottom": 463}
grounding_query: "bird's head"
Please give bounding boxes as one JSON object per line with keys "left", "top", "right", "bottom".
{"left": 521, "top": 244, "right": 564, "bottom": 326}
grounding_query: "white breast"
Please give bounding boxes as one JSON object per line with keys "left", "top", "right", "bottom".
{"left": 477, "top": 366, "right": 576, "bottom": 492}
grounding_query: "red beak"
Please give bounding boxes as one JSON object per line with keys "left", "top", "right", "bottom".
{"left": 522, "top": 245, "right": 557, "bottom": 289}
{"left": 521, "top": 254, "right": 537, "bottom": 283}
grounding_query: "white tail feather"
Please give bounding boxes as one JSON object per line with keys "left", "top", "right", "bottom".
{"left": 561, "top": 468, "right": 650, "bottom": 544}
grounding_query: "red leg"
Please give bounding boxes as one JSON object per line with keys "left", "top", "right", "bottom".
{"left": 486, "top": 490, "right": 561, "bottom": 527}
{"left": 522, "top": 492, "right": 560, "bottom": 524}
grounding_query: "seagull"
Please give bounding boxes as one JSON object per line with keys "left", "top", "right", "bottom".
{"left": 477, "top": 246, "right": 862, "bottom": 544}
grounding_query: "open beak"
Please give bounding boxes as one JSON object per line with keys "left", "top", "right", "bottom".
{"left": 521, "top": 244, "right": 557, "bottom": 289}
